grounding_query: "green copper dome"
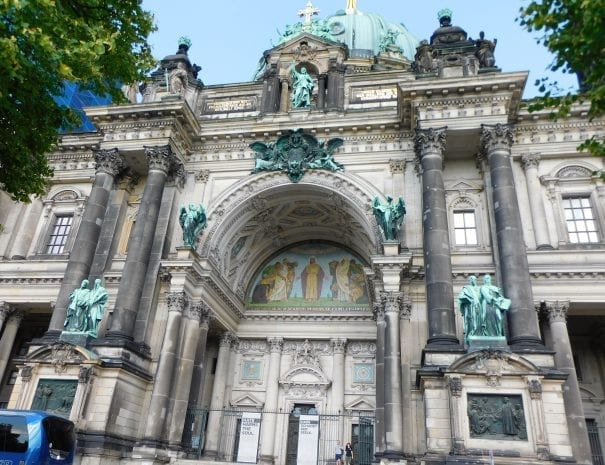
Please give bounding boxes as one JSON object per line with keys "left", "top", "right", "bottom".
{"left": 325, "top": 9, "right": 419, "bottom": 60}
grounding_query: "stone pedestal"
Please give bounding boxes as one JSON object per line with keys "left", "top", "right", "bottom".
{"left": 59, "top": 332, "right": 93, "bottom": 348}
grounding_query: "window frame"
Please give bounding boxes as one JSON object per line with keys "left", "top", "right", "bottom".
{"left": 446, "top": 190, "right": 489, "bottom": 251}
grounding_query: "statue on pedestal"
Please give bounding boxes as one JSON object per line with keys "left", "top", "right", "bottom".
{"left": 63, "top": 279, "right": 109, "bottom": 337}
{"left": 179, "top": 203, "right": 207, "bottom": 248}
{"left": 290, "top": 62, "right": 314, "bottom": 108}
{"left": 372, "top": 196, "right": 406, "bottom": 240}
{"left": 475, "top": 31, "right": 497, "bottom": 68}
{"left": 457, "top": 275, "right": 481, "bottom": 344}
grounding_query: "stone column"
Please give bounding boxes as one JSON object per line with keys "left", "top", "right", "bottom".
{"left": 48, "top": 149, "right": 123, "bottom": 335}
{"left": 374, "top": 306, "right": 386, "bottom": 456}
{"left": 280, "top": 80, "right": 290, "bottom": 112}
{"left": 0, "top": 309, "right": 24, "bottom": 383}
{"left": 188, "top": 305, "right": 212, "bottom": 407}
{"left": 380, "top": 292, "right": 404, "bottom": 458}
{"left": 317, "top": 75, "right": 326, "bottom": 110}
{"left": 446, "top": 376, "right": 465, "bottom": 455}
{"left": 142, "top": 292, "right": 185, "bottom": 444}
{"left": 399, "top": 299, "right": 413, "bottom": 454}
{"left": 16, "top": 366, "right": 34, "bottom": 410}
{"left": 332, "top": 338, "right": 346, "bottom": 442}
{"left": 521, "top": 153, "right": 552, "bottom": 249}
{"left": 204, "top": 332, "right": 236, "bottom": 458}
{"left": 10, "top": 197, "right": 43, "bottom": 259}
{"left": 259, "top": 338, "right": 283, "bottom": 465}
{"left": 480, "top": 124, "right": 542, "bottom": 349}
{"left": 0, "top": 301, "right": 10, "bottom": 333}
{"left": 167, "top": 301, "right": 207, "bottom": 446}
{"left": 414, "top": 127, "right": 459, "bottom": 348}
{"left": 106, "top": 145, "right": 177, "bottom": 342}
{"left": 542, "top": 301, "right": 592, "bottom": 464}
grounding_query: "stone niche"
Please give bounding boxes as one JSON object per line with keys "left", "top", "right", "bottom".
{"left": 421, "top": 350, "right": 573, "bottom": 461}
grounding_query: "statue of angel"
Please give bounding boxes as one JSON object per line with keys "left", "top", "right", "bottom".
{"left": 179, "top": 203, "right": 207, "bottom": 248}
{"left": 372, "top": 196, "right": 406, "bottom": 240}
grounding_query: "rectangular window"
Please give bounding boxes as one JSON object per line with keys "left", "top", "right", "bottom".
{"left": 453, "top": 211, "right": 478, "bottom": 245}
{"left": 46, "top": 215, "right": 73, "bottom": 254}
{"left": 587, "top": 419, "right": 604, "bottom": 465}
{"left": 563, "top": 197, "right": 599, "bottom": 243}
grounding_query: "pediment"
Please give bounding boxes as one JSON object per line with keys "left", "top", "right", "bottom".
{"left": 231, "top": 393, "right": 264, "bottom": 408}
{"left": 271, "top": 33, "right": 345, "bottom": 54}
{"left": 446, "top": 179, "right": 483, "bottom": 192}
{"left": 448, "top": 349, "right": 540, "bottom": 375}
{"left": 26, "top": 342, "right": 98, "bottom": 373}
{"left": 345, "top": 398, "right": 375, "bottom": 411}
{"left": 281, "top": 365, "right": 329, "bottom": 385}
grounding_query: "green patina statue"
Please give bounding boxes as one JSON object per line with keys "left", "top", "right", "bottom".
{"left": 458, "top": 274, "right": 511, "bottom": 342}
{"left": 275, "top": 19, "right": 336, "bottom": 46}
{"left": 250, "top": 128, "right": 343, "bottom": 182}
{"left": 290, "top": 63, "right": 315, "bottom": 108}
{"left": 372, "top": 196, "right": 406, "bottom": 240}
{"left": 179, "top": 203, "right": 207, "bottom": 248}
{"left": 63, "top": 278, "right": 108, "bottom": 337}
{"left": 378, "top": 28, "right": 402, "bottom": 54}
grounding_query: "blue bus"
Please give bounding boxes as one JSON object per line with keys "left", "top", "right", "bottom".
{"left": 0, "top": 410, "right": 76, "bottom": 464}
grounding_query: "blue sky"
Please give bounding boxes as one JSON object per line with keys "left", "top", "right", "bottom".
{"left": 141, "top": 0, "right": 577, "bottom": 99}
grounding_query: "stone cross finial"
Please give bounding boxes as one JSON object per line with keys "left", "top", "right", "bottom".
{"left": 298, "top": 1, "right": 320, "bottom": 25}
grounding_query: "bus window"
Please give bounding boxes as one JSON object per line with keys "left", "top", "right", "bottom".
{"left": 0, "top": 414, "right": 29, "bottom": 453}
{"left": 43, "top": 417, "right": 75, "bottom": 460}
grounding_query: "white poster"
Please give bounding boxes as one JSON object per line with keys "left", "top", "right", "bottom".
{"left": 237, "top": 412, "right": 262, "bottom": 463}
{"left": 297, "top": 414, "right": 319, "bottom": 465}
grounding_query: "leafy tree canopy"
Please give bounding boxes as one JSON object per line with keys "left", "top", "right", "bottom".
{"left": 518, "top": 0, "right": 605, "bottom": 160}
{"left": 0, "top": 0, "right": 156, "bottom": 202}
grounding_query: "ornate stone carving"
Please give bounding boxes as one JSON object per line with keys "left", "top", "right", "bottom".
{"left": 480, "top": 123, "right": 514, "bottom": 155}
{"left": 166, "top": 291, "right": 187, "bottom": 314}
{"left": 447, "top": 376, "right": 463, "bottom": 397}
{"left": 557, "top": 165, "right": 593, "bottom": 178}
{"left": 220, "top": 331, "right": 237, "bottom": 348}
{"left": 20, "top": 366, "right": 32, "bottom": 383}
{"left": 473, "top": 349, "right": 511, "bottom": 387}
{"left": 527, "top": 379, "right": 543, "bottom": 399}
{"left": 78, "top": 366, "right": 93, "bottom": 383}
{"left": 145, "top": 145, "right": 174, "bottom": 174}
{"left": 542, "top": 300, "right": 569, "bottom": 324}
{"left": 50, "top": 343, "right": 81, "bottom": 373}
{"left": 346, "top": 342, "right": 376, "bottom": 356}
{"left": 331, "top": 338, "right": 346, "bottom": 354}
{"left": 268, "top": 337, "right": 283, "bottom": 353}
{"left": 521, "top": 153, "right": 540, "bottom": 171}
{"left": 293, "top": 339, "right": 321, "bottom": 367}
{"left": 400, "top": 298, "right": 412, "bottom": 320}
{"left": 378, "top": 291, "right": 404, "bottom": 315}
{"left": 389, "top": 159, "right": 405, "bottom": 174}
{"left": 237, "top": 340, "right": 267, "bottom": 354}
{"left": 93, "top": 148, "right": 124, "bottom": 177}
{"left": 414, "top": 127, "right": 447, "bottom": 158}
{"left": 196, "top": 169, "right": 210, "bottom": 183}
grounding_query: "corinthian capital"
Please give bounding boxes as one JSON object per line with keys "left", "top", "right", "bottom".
{"left": 145, "top": 145, "right": 174, "bottom": 174}
{"left": 414, "top": 127, "right": 447, "bottom": 159}
{"left": 480, "top": 124, "right": 514, "bottom": 155}
{"left": 268, "top": 337, "right": 283, "bottom": 353}
{"left": 93, "top": 148, "right": 124, "bottom": 177}
{"left": 521, "top": 153, "right": 541, "bottom": 171}
{"left": 540, "top": 300, "right": 569, "bottom": 324}
{"left": 166, "top": 291, "right": 187, "bottom": 314}
{"left": 378, "top": 291, "right": 404, "bottom": 314}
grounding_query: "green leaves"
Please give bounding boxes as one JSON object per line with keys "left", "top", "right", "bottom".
{"left": 519, "top": 0, "right": 605, "bottom": 164}
{"left": 0, "top": 0, "right": 156, "bottom": 201}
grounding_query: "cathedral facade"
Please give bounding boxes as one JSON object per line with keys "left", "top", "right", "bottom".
{"left": 0, "top": 3, "right": 604, "bottom": 465}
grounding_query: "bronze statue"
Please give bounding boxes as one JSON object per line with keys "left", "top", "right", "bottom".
{"left": 475, "top": 31, "right": 497, "bottom": 68}
{"left": 457, "top": 275, "right": 481, "bottom": 343}
{"left": 179, "top": 203, "right": 207, "bottom": 248}
{"left": 372, "top": 196, "right": 406, "bottom": 240}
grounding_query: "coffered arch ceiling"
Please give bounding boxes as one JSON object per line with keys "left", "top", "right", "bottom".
{"left": 200, "top": 171, "right": 382, "bottom": 299}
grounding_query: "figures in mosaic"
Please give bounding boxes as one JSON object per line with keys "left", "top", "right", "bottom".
{"left": 372, "top": 196, "right": 406, "bottom": 240}
{"left": 179, "top": 203, "right": 207, "bottom": 247}
{"left": 290, "top": 63, "right": 315, "bottom": 108}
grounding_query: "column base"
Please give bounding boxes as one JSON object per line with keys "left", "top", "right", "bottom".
{"left": 258, "top": 454, "right": 276, "bottom": 465}
{"left": 424, "top": 335, "right": 464, "bottom": 352}
{"left": 509, "top": 335, "right": 547, "bottom": 352}
{"left": 536, "top": 244, "right": 555, "bottom": 250}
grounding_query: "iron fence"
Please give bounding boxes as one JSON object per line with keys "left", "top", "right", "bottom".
{"left": 183, "top": 407, "right": 375, "bottom": 465}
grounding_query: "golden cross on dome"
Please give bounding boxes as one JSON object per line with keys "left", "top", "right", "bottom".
{"left": 298, "top": 1, "right": 320, "bottom": 25}
{"left": 346, "top": 0, "right": 358, "bottom": 14}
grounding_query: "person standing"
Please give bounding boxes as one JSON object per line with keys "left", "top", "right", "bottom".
{"left": 344, "top": 442, "right": 354, "bottom": 465}
{"left": 335, "top": 440, "right": 344, "bottom": 465}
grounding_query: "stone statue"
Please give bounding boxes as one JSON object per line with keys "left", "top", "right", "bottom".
{"left": 457, "top": 275, "right": 481, "bottom": 344}
{"left": 372, "top": 196, "right": 406, "bottom": 240}
{"left": 480, "top": 274, "right": 510, "bottom": 337}
{"left": 64, "top": 279, "right": 91, "bottom": 332}
{"left": 475, "top": 31, "right": 497, "bottom": 68}
{"left": 179, "top": 203, "right": 207, "bottom": 248}
{"left": 87, "top": 279, "right": 108, "bottom": 338}
{"left": 290, "top": 63, "right": 315, "bottom": 108}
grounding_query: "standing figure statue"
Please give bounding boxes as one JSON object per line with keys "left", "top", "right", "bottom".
{"left": 479, "top": 274, "right": 511, "bottom": 337}
{"left": 179, "top": 203, "right": 207, "bottom": 248}
{"left": 372, "top": 196, "right": 406, "bottom": 240}
{"left": 64, "top": 279, "right": 91, "bottom": 332}
{"left": 475, "top": 31, "right": 497, "bottom": 68}
{"left": 290, "top": 62, "right": 314, "bottom": 108}
{"left": 86, "top": 279, "right": 108, "bottom": 338}
{"left": 457, "top": 275, "right": 482, "bottom": 344}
